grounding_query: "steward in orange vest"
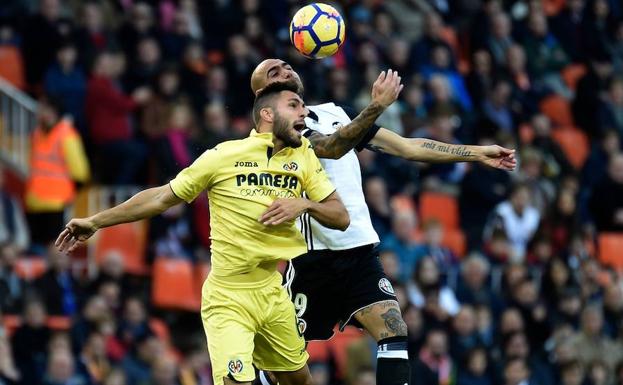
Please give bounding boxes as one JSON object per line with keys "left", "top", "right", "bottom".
{"left": 26, "top": 97, "right": 89, "bottom": 245}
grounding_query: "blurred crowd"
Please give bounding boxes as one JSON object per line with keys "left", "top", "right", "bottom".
{"left": 1, "top": 0, "right": 623, "bottom": 384}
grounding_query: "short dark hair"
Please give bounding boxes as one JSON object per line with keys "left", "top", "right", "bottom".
{"left": 252, "top": 80, "right": 300, "bottom": 125}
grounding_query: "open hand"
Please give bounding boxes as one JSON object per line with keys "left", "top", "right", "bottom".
{"left": 479, "top": 145, "right": 517, "bottom": 171}
{"left": 259, "top": 198, "right": 310, "bottom": 226}
{"left": 371, "top": 69, "right": 404, "bottom": 108}
{"left": 55, "top": 218, "right": 98, "bottom": 253}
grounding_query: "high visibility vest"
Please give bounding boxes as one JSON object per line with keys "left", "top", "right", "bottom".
{"left": 26, "top": 120, "right": 77, "bottom": 204}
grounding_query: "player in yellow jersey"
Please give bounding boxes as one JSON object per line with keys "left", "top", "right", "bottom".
{"left": 55, "top": 81, "right": 354, "bottom": 385}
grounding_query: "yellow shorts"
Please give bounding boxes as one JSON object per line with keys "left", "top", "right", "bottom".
{"left": 201, "top": 271, "right": 309, "bottom": 384}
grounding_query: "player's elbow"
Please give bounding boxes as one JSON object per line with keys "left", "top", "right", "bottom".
{"left": 335, "top": 210, "right": 350, "bottom": 231}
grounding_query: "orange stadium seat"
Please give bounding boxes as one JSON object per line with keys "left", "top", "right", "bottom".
{"left": 152, "top": 257, "right": 199, "bottom": 311}
{"left": 193, "top": 261, "right": 211, "bottom": 304}
{"left": 149, "top": 317, "right": 171, "bottom": 344}
{"left": 13, "top": 257, "right": 48, "bottom": 281}
{"left": 2, "top": 315, "right": 21, "bottom": 336}
{"left": 306, "top": 340, "right": 330, "bottom": 363}
{"left": 47, "top": 316, "right": 71, "bottom": 330}
{"left": 543, "top": 0, "right": 566, "bottom": 16}
{"left": 94, "top": 221, "right": 149, "bottom": 275}
{"left": 0, "top": 46, "right": 26, "bottom": 90}
{"left": 443, "top": 229, "right": 467, "bottom": 257}
{"left": 327, "top": 326, "right": 365, "bottom": 380}
{"left": 598, "top": 233, "right": 623, "bottom": 271}
{"left": 552, "top": 127, "right": 589, "bottom": 169}
{"left": 419, "top": 192, "right": 459, "bottom": 230}
{"left": 562, "top": 64, "right": 586, "bottom": 91}
{"left": 540, "top": 95, "right": 574, "bottom": 127}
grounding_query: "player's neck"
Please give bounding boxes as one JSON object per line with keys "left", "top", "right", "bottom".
{"left": 257, "top": 124, "right": 286, "bottom": 153}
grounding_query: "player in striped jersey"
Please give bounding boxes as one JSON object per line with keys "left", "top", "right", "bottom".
{"left": 251, "top": 59, "right": 516, "bottom": 385}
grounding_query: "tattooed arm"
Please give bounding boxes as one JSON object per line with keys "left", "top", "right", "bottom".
{"left": 367, "top": 128, "right": 517, "bottom": 170}
{"left": 310, "top": 69, "right": 404, "bottom": 159}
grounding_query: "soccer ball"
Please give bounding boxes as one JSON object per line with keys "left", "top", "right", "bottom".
{"left": 290, "top": 3, "right": 346, "bottom": 59}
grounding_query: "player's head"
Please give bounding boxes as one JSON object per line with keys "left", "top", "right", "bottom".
{"left": 251, "top": 59, "right": 304, "bottom": 95}
{"left": 253, "top": 79, "right": 307, "bottom": 148}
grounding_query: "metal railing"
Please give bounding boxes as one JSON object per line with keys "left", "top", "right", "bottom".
{"left": 0, "top": 77, "right": 37, "bottom": 177}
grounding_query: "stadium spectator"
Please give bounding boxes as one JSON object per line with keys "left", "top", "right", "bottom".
{"left": 86, "top": 51, "right": 149, "bottom": 184}
{"left": 449, "top": 306, "right": 482, "bottom": 360}
{"left": 120, "top": 333, "right": 163, "bottom": 385}
{"left": 411, "top": 329, "right": 455, "bottom": 385}
{"left": 0, "top": 244, "right": 25, "bottom": 314}
{"left": 589, "top": 153, "right": 623, "bottom": 231}
{"left": 42, "top": 348, "right": 88, "bottom": 385}
{"left": 408, "top": 256, "right": 460, "bottom": 317}
{"left": 529, "top": 114, "right": 573, "bottom": 179}
{"left": 140, "top": 65, "right": 183, "bottom": 140}
{"left": 501, "top": 358, "right": 531, "bottom": 385}
{"left": 0, "top": 331, "right": 20, "bottom": 384}
{"left": 0, "top": 20, "right": 26, "bottom": 90}
{"left": 569, "top": 305, "right": 623, "bottom": 369}
{"left": 481, "top": 79, "right": 514, "bottom": 134}
{"left": 550, "top": 0, "right": 586, "bottom": 62}
{"left": 466, "top": 50, "right": 494, "bottom": 109}
{"left": 411, "top": 12, "right": 454, "bottom": 69}
{"left": 522, "top": 11, "right": 570, "bottom": 97}
{"left": 413, "top": 219, "right": 456, "bottom": 271}
{"left": 598, "top": 78, "right": 623, "bottom": 137}
{"left": 70, "top": 295, "right": 109, "bottom": 355}
{"left": 25, "top": 96, "right": 89, "bottom": 248}
{"left": 573, "top": 52, "right": 614, "bottom": 139}
{"left": 484, "top": 183, "right": 541, "bottom": 260}
{"left": 21, "top": 0, "right": 73, "bottom": 89}
{"left": 0, "top": 165, "right": 29, "bottom": 253}
{"left": 125, "top": 37, "right": 162, "bottom": 91}
{"left": 116, "top": 2, "right": 158, "bottom": 60}
{"left": 11, "top": 299, "right": 51, "bottom": 385}
{"left": 117, "top": 298, "right": 150, "bottom": 351}
{"left": 76, "top": 332, "right": 111, "bottom": 384}
{"left": 487, "top": 12, "right": 514, "bottom": 66}
{"left": 44, "top": 41, "right": 88, "bottom": 135}
{"left": 34, "top": 244, "right": 79, "bottom": 316}
{"left": 457, "top": 347, "right": 492, "bottom": 385}
{"left": 456, "top": 254, "right": 502, "bottom": 314}
{"left": 74, "top": 1, "right": 117, "bottom": 69}
{"left": 381, "top": 206, "right": 419, "bottom": 282}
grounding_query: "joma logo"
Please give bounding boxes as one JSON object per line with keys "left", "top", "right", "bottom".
{"left": 235, "top": 161, "right": 258, "bottom": 167}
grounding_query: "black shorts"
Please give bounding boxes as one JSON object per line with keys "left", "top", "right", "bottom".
{"left": 284, "top": 244, "right": 397, "bottom": 341}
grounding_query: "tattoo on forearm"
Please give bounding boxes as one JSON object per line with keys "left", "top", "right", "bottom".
{"left": 367, "top": 144, "right": 386, "bottom": 153}
{"left": 310, "top": 102, "right": 385, "bottom": 158}
{"left": 420, "top": 141, "right": 474, "bottom": 157}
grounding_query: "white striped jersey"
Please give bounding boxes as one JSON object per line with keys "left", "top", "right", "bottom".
{"left": 299, "top": 103, "right": 380, "bottom": 250}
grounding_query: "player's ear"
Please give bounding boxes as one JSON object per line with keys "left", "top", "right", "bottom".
{"left": 260, "top": 107, "right": 273, "bottom": 123}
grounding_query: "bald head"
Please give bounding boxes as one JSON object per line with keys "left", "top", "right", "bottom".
{"left": 251, "top": 59, "right": 303, "bottom": 95}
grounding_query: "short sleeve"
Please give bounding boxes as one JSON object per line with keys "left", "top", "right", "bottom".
{"left": 169, "top": 147, "right": 219, "bottom": 203}
{"left": 302, "top": 144, "right": 336, "bottom": 202}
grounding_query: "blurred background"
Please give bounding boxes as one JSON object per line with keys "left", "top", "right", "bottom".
{"left": 0, "top": 0, "right": 623, "bottom": 384}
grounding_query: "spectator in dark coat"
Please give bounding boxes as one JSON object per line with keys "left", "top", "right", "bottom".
{"left": 34, "top": 245, "right": 79, "bottom": 317}
{"left": 11, "top": 300, "right": 51, "bottom": 385}
{"left": 44, "top": 41, "right": 87, "bottom": 135}
{"left": 589, "top": 153, "right": 623, "bottom": 231}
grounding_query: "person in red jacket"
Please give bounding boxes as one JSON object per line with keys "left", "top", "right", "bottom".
{"left": 86, "top": 50, "right": 151, "bottom": 184}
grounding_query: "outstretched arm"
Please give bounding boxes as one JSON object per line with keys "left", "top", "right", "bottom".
{"left": 56, "top": 184, "right": 183, "bottom": 252}
{"left": 367, "top": 128, "right": 517, "bottom": 170}
{"left": 310, "top": 69, "right": 403, "bottom": 159}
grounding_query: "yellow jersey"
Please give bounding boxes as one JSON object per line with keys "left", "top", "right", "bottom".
{"left": 169, "top": 129, "right": 336, "bottom": 282}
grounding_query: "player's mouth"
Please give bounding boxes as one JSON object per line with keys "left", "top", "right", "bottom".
{"left": 293, "top": 121, "right": 306, "bottom": 134}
